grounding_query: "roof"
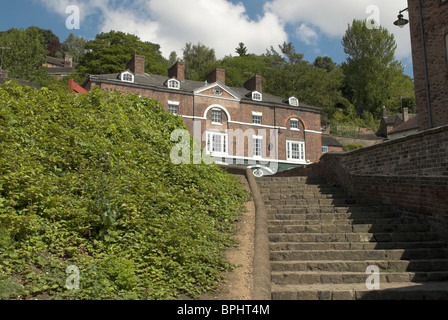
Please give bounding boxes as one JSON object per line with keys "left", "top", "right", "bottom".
{"left": 0, "top": 78, "right": 41, "bottom": 89}
{"left": 47, "top": 67, "right": 76, "bottom": 75}
{"left": 45, "top": 56, "right": 79, "bottom": 68}
{"left": 86, "top": 72, "right": 322, "bottom": 113}
{"left": 384, "top": 113, "right": 417, "bottom": 126}
{"left": 389, "top": 115, "right": 419, "bottom": 134}
{"left": 322, "top": 135, "right": 343, "bottom": 147}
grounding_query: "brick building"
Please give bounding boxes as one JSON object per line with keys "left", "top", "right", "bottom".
{"left": 82, "top": 54, "right": 323, "bottom": 175}
{"left": 407, "top": 0, "right": 448, "bottom": 130}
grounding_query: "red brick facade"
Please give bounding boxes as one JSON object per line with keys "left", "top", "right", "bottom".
{"left": 408, "top": 0, "right": 448, "bottom": 130}
{"left": 83, "top": 55, "right": 323, "bottom": 171}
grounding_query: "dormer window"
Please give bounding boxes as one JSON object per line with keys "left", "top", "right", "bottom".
{"left": 167, "top": 79, "right": 180, "bottom": 90}
{"left": 121, "top": 71, "right": 134, "bottom": 83}
{"left": 252, "top": 91, "right": 262, "bottom": 102}
{"left": 289, "top": 97, "right": 299, "bottom": 107}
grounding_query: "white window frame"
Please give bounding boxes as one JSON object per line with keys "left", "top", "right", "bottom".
{"left": 121, "top": 71, "right": 134, "bottom": 83}
{"left": 322, "top": 146, "right": 329, "bottom": 154}
{"left": 206, "top": 131, "right": 228, "bottom": 156}
{"left": 252, "top": 112, "right": 263, "bottom": 125}
{"left": 253, "top": 136, "right": 263, "bottom": 158}
{"left": 211, "top": 109, "right": 223, "bottom": 125}
{"left": 289, "top": 97, "right": 299, "bottom": 107}
{"left": 286, "top": 140, "right": 305, "bottom": 162}
{"left": 252, "top": 91, "right": 262, "bottom": 102}
{"left": 167, "top": 79, "right": 180, "bottom": 90}
{"left": 290, "top": 118, "right": 300, "bottom": 131}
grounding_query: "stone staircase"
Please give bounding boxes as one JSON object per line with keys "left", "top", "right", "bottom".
{"left": 257, "top": 176, "right": 448, "bottom": 300}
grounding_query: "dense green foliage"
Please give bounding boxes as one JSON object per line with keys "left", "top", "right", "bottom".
{"left": 0, "top": 82, "right": 248, "bottom": 300}
{"left": 76, "top": 31, "right": 169, "bottom": 79}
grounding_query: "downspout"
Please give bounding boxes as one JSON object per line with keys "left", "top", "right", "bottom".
{"left": 418, "top": 0, "right": 433, "bottom": 129}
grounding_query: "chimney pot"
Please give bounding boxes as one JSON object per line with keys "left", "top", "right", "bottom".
{"left": 126, "top": 54, "right": 145, "bottom": 75}
{"left": 244, "top": 74, "right": 263, "bottom": 93}
{"left": 64, "top": 55, "right": 73, "bottom": 68}
{"left": 206, "top": 68, "right": 226, "bottom": 85}
{"left": 403, "top": 107, "right": 409, "bottom": 123}
{"left": 168, "top": 62, "right": 185, "bottom": 81}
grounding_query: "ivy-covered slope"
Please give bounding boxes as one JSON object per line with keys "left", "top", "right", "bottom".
{"left": 0, "top": 82, "right": 248, "bottom": 300}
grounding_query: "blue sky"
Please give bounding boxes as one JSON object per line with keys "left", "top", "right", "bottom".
{"left": 0, "top": 0, "right": 413, "bottom": 76}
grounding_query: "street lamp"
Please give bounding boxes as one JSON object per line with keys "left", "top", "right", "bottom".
{"left": 394, "top": 8, "right": 409, "bottom": 28}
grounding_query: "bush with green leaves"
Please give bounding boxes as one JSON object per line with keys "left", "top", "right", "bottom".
{"left": 0, "top": 81, "right": 248, "bottom": 300}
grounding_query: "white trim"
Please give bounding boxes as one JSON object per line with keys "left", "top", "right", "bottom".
{"left": 252, "top": 111, "right": 263, "bottom": 117}
{"left": 286, "top": 140, "right": 306, "bottom": 162}
{"left": 168, "top": 100, "right": 180, "bottom": 105}
{"left": 252, "top": 91, "right": 263, "bottom": 102}
{"left": 213, "top": 155, "right": 310, "bottom": 166}
{"left": 304, "top": 130, "right": 322, "bottom": 134}
{"left": 195, "top": 82, "right": 241, "bottom": 101}
{"left": 166, "top": 78, "right": 180, "bottom": 90}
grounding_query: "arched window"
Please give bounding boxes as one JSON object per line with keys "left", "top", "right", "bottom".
{"left": 121, "top": 71, "right": 134, "bottom": 83}
{"left": 167, "top": 79, "right": 180, "bottom": 90}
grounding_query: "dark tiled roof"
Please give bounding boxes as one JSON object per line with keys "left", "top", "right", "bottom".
{"left": 389, "top": 115, "right": 419, "bottom": 134}
{"left": 0, "top": 78, "right": 41, "bottom": 89}
{"left": 47, "top": 67, "right": 76, "bottom": 75}
{"left": 322, "top": 135, "right": 343, "bottom": 147}
{"left": 87, "top": 72, "right": 322, "bottom": 113}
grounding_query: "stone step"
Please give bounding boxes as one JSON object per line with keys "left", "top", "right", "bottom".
{"left": 269, "top": 232, "right": 439, "bottom": 243}
{"left": 270, "top": 241, "right": 447, "bottom": 251}
{"left": 268, "top": 217, "right": 408, "bottom": 226}
{"left": 270, "top": 249, "right": 448, "bottom": 262}
{"left": 268, "top": 212, "right": 400, "bottom": 220}
{"left": 267, "top": 206, "right": 397, "bottom": 215}
{"left": 270, "top": 259, "right": 448, "bottom": 273}
{"left": 271, "top": 282, "right": 448, "bottom": 300}
{"left": 268, "top": 224, "right": 430, "bottom": 234}
{"left": 271, "top": 271, "right": 448, "bottom": 286}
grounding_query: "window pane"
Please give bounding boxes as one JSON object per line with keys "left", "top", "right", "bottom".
{"left": 212, "top": 110, "right": 222, "bottom": 123}
{"left": 254, "top": 138, "right": 262, "bottom": 157}
{"left": 168, "top": 104, "right": 179, "bottom": 115}
{"left": 253, "top": 115, "right": 262, "bottom": 125}
{"left": 291, "top": 120, "right": 299, "bottom": 130}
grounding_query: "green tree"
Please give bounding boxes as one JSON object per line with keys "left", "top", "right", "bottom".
{"left": 235, "top": 42, "right": 248, "bottom": 57}
{"left": 0, "top": 28, "right": 48, "bottom": 84}
{"left": 62, "top": 33, "right": 86, "bottom": 63}
{"left": 76, "top": 31, "right": 168, "bottom": 79}
{"left": 341, "top": 19, "right": 413, "bottom": 117}
{"left": 182, "top": 42, "right": 216, "bottom": 80}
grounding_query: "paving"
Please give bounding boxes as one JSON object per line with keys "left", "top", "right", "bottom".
{"left": 257, "top": 176, "right": 448, "bottom": 300}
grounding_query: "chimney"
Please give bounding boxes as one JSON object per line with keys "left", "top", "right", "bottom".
{"left": 0, "top": 69, "right": 9, "bottom": 79}
{"left": 382, "top": 106, "right": 388, "bottom": 118}
{"left": 168, "top": 61, "right": 185, "bottom": 81}
{"left": 206, "top": 68, "right": 226, "bottom": 85}
{"left": 402, "top": 107, "right": 409, "bottom": 123}
{"left": 126, "top": 54, "right": 145, "bottom": 75}
{"left": 64, "top": 55, "right": 73, "bottom": 68}
{"left": 244, "top": 74, "right": 263, "bottom": 93}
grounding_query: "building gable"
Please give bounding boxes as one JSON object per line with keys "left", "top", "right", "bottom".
{"left": 194, "top": 83, "right": 241, "bottom": 101}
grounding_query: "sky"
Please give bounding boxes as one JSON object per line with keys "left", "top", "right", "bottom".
{"left": 0, "top": 0, "right": 413, "bottom": 76}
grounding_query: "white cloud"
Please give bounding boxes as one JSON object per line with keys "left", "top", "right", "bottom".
{"left": 264, "top": 0, "right": 412, "bottom": 60}
{"left": 38, "top": 0, "right": 288, "bottom": 59}
{"left": 296, "top": 24, "right": 318, "bottom": 45}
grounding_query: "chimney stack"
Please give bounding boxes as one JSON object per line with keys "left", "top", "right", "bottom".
{"left": 244, "top": 74, "right": 263, "bottom": 93}
{"left": 126, "top": 54, "right": 146, "bottom": 75}
{"left": 0, "top": 69, "right": 9, "bottom": 79}
{"left": 64, "top": 55, "right": 73, "bottom": 68}
{"left": 206, "top": 68, "right": 226, "bottom": 85}
{"left": 382, "top": 106, "right": 388, "bottom": 118}
{"left": 168, "top": 61, "right": 185, "bottom": 81}
{"left": 403, "top": 107, "right": 409, "bottom": 123}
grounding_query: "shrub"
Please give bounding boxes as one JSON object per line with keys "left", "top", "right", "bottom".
{"left": 0, "top": 81, "right": 248, "bottom": 300}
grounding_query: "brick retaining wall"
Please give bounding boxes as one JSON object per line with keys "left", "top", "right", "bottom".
{"left": 275, "top": 125, "right": 448, "bottom": 240}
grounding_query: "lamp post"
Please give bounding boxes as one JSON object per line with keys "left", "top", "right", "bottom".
{"left": 393, "top": 2, "right": 433, "bottom": 129}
